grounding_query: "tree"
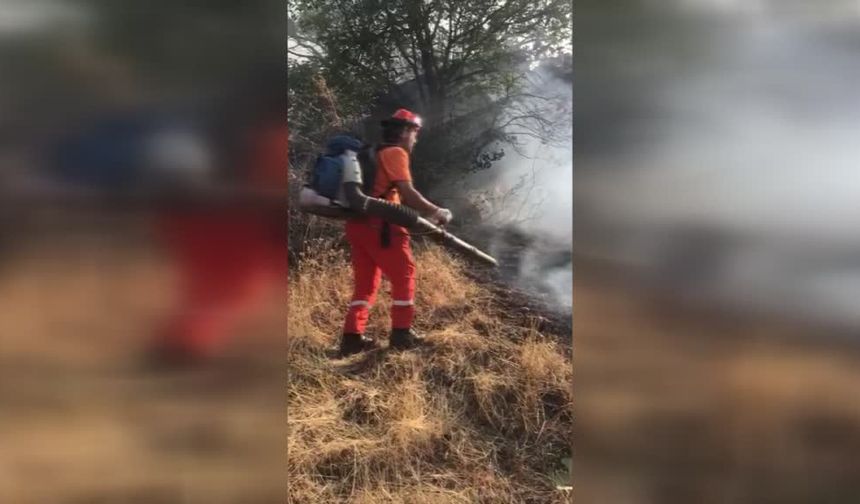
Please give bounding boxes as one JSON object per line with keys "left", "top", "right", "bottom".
{"left": 289, "top": 0, "right": 571, "bottom": 188}
{"left": 292, "top": 0, "right": 570, "bottom": 120}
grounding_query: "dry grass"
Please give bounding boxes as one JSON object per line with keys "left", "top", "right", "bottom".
{"left": 287, "top": 242, "right": 573, "bottom": 503}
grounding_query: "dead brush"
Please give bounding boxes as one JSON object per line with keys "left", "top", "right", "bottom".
{"left": 288, "top": 241, "right": 572, "bottom": 503}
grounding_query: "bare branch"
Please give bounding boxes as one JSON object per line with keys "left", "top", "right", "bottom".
{"left": 287, "top": 36, "right": 325, "bottom": 59}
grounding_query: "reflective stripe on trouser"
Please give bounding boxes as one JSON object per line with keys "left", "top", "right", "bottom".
{"left": 343, "top": 217, "right": 416, "bottom": 334}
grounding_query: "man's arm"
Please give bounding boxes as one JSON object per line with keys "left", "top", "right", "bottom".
{"left": 394, "top": 180, "right": 439, "bottom": 216}
{"left": 394, "top": 180, "right": 453, "bottom": 226}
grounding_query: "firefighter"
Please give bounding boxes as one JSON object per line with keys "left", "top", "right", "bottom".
{"left": 340, "top": 109, "right": 453, "bottom": 356}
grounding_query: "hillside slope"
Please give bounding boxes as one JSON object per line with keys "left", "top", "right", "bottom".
{"left": 287, "top": 243, "right": 573, "bottom": 503}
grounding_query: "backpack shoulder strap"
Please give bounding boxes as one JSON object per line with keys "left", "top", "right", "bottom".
{"left": 357, "top": 145, "right": 376, "bottom": 194}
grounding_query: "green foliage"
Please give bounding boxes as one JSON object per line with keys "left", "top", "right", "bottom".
{"left": 291, "top": 0, "right": 571, "bottom": 120}
{"left": 289, "top": 0, "right": 571, "bottom": 190}
{"left": 287, "top": 62, "right": 335, "bottom": 151}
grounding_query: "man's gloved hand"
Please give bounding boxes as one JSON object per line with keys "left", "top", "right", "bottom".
{"left": 431, "top": 207, "right": 453, "bottom": 226}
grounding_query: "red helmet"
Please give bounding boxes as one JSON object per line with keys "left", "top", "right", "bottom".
{"left": 381, "top": 108, "right": 423, "bottom": 129}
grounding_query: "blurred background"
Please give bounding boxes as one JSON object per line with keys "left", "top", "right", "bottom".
{"left": 575, "top": 0, "right": 860, "bottom": 502}
{"left": 0, "top": 1, "right": 286, "bottom": 502}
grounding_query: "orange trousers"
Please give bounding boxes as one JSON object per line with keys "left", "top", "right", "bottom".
{"left": 342, "top": 217, "right": 416, "bottom": 334}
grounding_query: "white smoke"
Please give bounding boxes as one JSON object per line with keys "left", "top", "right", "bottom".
{"left": 467, "top": 64, "right": 573, "bottom": 310}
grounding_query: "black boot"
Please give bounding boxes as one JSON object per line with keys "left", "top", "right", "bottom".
{"left": 389, "top": 328, "right": 426, "bottom": 350}
{"left": 339, "top": 333, "right": 377, "bottom": 357}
